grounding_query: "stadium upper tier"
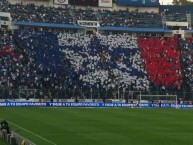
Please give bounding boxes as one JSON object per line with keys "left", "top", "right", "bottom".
{"left": 0, "top": 1, "right": 163, "bottom": 28}
{"left": 1, "top": 29, "right": 192, "bottom": 95}
{"left": 159, "top": 5, "right": 193, "bottom": 22}
{"left": 2, "top": 1, "right": 193, "bottom": 28}
{"left": 1, "top": 0, "right": 193, "bottom": 28}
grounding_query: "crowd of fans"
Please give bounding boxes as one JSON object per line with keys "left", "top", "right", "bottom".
{"left": 0, "top": 0, "right": 192, "bottom": 98}
{"left": 164, "top": 13, "right": 186, "bottom": 22}
{"left": 1, "top": 28, "right": 193, "bottom": 99}
{"left": 58, "top": 32, "right": 149, "bottom": 91}
{"left": 99, "top": 9, "right": 162, "bottom": 28}
{"left": 0, "top": 0, "right": 162, "bottom": 28}
{"left": 0, "top": 0, "right": 9, "bottom": 12}
{"left": 9, "top": 3, "right": 74, "bottom": 24}
{"left": 160, "top": 5, "right": 193, "bottom": 22}
{"left": 12, "top": 29, "right": 149, "bottom": 91}
{"left": 138, "top": 36, "right": 182, "bottom": 89}
{"left": 180, "top": 38, "right": 193, "bottom": 90}
{"left": 1, "top": 0, "right": 193, "bottom": 101}
{"left": 1, "top": 0, "right": 191, "bottom": 28}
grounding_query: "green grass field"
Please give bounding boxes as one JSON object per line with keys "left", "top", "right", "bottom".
{"left": 0, "top": 108, "right": 193, "bottom": 145}
{"left": 0, "top": 140, "right": 9, "bottom": 145}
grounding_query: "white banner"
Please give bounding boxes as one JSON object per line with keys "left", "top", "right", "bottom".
{"left": 77, "top": 20, "right": 100, "bottom": 27}
{"left": 99, "top": 0, "right": 112, "bottom": 7}
{"left": 54, "top": 0, "right": 68, "bottom": 5}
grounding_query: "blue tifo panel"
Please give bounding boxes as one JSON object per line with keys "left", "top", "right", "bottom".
{"left": 0, "top": 102, "right": 192, "bottom": 108}
{"left": 116, "top": 0, "right": 159, "bottom": 7}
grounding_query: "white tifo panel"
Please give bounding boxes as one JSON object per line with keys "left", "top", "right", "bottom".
{"left": 54, "top": 0, "right": 68, "bottom": 5}
{"left": 98, "top": 0, "right": 112, "bottom": 7}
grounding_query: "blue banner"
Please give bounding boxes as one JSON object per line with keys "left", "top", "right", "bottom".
{"left": 0, "top": 102, "right": 193, "bottom": 108}
{"left": 116, "top": 0, "right": 159, "bottom": 7}
{"left": 0, "top": 102, "right": 134, "bottom": 107}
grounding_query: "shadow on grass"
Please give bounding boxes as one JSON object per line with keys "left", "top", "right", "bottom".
{"left": 0, "top": 139, "right": 10, "bottom": 145}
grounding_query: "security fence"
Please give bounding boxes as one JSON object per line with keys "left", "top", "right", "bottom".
{"left": 0, "top": 87, "right": 193, "bottom": 102}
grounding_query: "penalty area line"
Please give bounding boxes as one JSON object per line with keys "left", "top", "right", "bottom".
{"left": 0, "top": 118, "right": 57, "bottom": 145}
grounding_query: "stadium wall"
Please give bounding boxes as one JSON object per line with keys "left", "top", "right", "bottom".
{"left": 164, "top": 32, "right": 172, "bottom": 37}
{"left": 184, "top": 32, "right": 192, "bottom": 38}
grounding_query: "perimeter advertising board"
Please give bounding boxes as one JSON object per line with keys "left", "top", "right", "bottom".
{"left": 0, "top": 102, "right": 192, "bottom": 108}
{"left": 116, "top": 0, "right": 159, "bottom": 7}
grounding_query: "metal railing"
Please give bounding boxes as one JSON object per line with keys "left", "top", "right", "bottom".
{"left": 9, "top": 131, "right": 36, "bottom": 145}
{"left": 0, "top": 88, "right": 193, "bottom": 101}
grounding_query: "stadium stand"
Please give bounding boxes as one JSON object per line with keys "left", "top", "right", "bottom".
{"left": 0, "top": 0, "right": 162, "bottom": 28}
{"left": 9, "top": 3, "right": 74, "bottom": 24}
{"left": 99, "top": 10, "right": 162, "bottom": 28}
{"left": 138, "top": 36, "right": 182, "bottom": 88}
{"left": 0, "top": 28, "right": 187, "bottom": 97}
{"left": 0, "top": 0, "right": 193, "bottom": 99}
{"left": 0, "top": 0, "right": 9, "bottom": 12}
{"left": 180, "top": 38, "right": 193, "bottom": 90}
{"left": 160, "top": 5, "right": 193, "bottom": 22}
{"left": 11, "top": 29, "right": 149, "bottom": 91}
{"left": 2, "top": 0, "right": 193, "bottom": 145}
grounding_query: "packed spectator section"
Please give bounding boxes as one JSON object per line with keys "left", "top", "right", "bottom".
{"left": 1, "top": 0, "right": 192, "bottom": 28}
{"left": 0, "top": 0, "right": 162, "bottom": 28}
{"left": 160, "top": 5, "right": 193, "bottom": 22}
{"left": 12, "top": 30, "right": 149, "bottom": 92}
{"left": 0, "top": 0, "right": 9, "bottom": 12}
{"left": 99, "top": 10, "right": 162, "bottom": 28}
{"left": 10, "top": 3, "right": 74, "bottom": 24}
{"left": 1, "top": 0, "right": 193, "bottom": 99}
{"left": 180, "top": 38, "right": 193, "bottom": 90}
{"left": 138, "top": 36, "right": 182, "bottom": 88}
{"left": 1, "top": 28, "right": 192, "bottom": 99}
{"left": 58, "top": 32, "right": 149, "bottom": 91}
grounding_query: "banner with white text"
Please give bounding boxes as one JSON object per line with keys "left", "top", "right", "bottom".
{"left": 0, "top": 102, "right": 192, "bottom": 108}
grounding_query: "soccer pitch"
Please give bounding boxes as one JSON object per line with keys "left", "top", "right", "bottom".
{"left": 0, "top": 108, "right": 193, "bottom": 145}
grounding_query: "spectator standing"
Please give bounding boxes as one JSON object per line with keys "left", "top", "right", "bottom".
{"left": 0, "top": 120, "right": 9, "bottom": 141}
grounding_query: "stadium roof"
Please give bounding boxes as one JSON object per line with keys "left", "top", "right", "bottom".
{"left": 13, "top": 22, "right": 172, "bottom": 33}
{"left": 13, "top": 21, "right": 86, "bottom": 29}
{"left": 99, "top": 26, "right": 172, "bottom": 33}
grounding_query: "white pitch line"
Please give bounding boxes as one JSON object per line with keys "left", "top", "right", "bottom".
{"left": 137, "top": 132, "right": 193, "bottom": 135}
{"left": 0, "top": 118, "right": 57, "bottom": 145}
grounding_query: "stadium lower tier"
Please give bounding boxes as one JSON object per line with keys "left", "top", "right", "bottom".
{"left": 0, "top": 29, "right": 192, "bottom": 94}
